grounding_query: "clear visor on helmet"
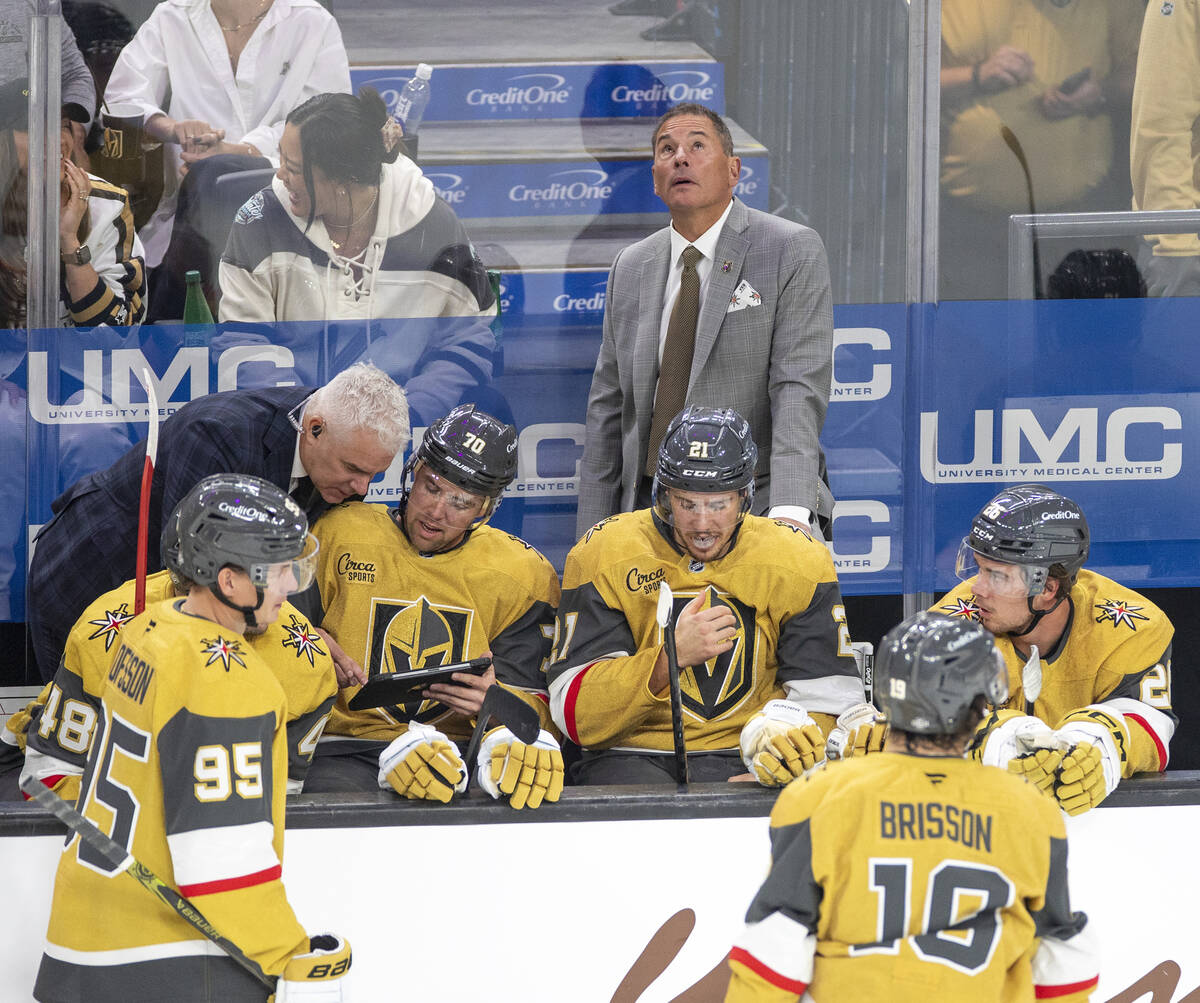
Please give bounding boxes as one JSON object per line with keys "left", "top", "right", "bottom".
{"left": 248, "top": 532, "right": 320, "bottom": 594}
{"left": 955, "top": 538, "right": 1048, "bottom": 597}
{"left": 406, "top": 462, "right": 494, "bottom": 532}
{"left": 651, "top": 478, "right": 752, "bottom": 527}
{"left": 985, "top": 646, "right": 1010, "bottom": 706}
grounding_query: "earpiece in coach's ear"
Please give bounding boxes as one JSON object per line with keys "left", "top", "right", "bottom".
{"left": 311, "top": 424, "right": 322, "bottom": 438}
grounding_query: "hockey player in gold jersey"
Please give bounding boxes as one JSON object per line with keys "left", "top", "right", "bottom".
{"left": 21, "top": 510, "right": 336, "bottom": 799}
{"left": 33, "top": 475, "right": 351, "bottom": 1003}
{"left": 726, "top": 611, "right": 1098, "bottom": 1002}
{"left": 549, "top": 406, "right": 874, "bottom": 784}
{"left": 301, "top": 404, "right": 564, "bottom": 809}
{"left": 935, "top": 484, "right": 1175, "bottom": 814}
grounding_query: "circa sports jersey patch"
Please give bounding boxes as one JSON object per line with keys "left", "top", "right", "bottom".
{"left": 939, "top": 596, "right": 982, "bottom": 620}
{"left": 234, "top": 191, "right": 266, "bottom": 225}
{"left": 280, "top": 614, "right": 327, "bottom": 665}
{"left": 336, "top": 551, "right": 376, "bottom": 583}
{"left": 626, "top": 565, "right": 666, "bottom": 596}
{"left": 87, "top": 602, "right": 135, "bottom": 650}
{"left": 200, "top": 636, "right": 248, "bottom": 670}
{"left": 1094, "top": 598, "right": 1150, "bottom": 630}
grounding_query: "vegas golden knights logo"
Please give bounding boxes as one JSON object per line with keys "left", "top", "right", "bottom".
{"left": 103, "top": 127, "right": 124, "bottom": 159}
{"left": 366, "top": 596, "right": 472, "bottom": 723}
{"left": 671, "top": 587, "right": 756, "bottom": 720}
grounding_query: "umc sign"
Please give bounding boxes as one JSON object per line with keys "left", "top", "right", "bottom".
{"left": 920, "top": 404, "right": 1183, "bottom": 483}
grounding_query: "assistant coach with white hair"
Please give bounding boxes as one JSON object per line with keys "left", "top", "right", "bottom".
{"left": 27, "top": 362, "right": 408, "bottom": 682}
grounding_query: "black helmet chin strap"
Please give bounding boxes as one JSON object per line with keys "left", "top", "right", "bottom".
{"left": 1012, "top": 591, "right": 1068, "bottom": 638}
{"left": 209, "top": 582, "right": 265, "bottom": 631}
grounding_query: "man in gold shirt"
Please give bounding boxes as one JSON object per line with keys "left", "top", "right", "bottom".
{"left": 1131, "top": 0, "right": 1200, "bottom": 296}
{"left": 939, "top": 0, "right": 1141, "bottom": 298}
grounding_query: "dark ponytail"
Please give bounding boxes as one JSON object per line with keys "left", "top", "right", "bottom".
{"left": 285, "top": 88, "right": 393, "bottom": 227}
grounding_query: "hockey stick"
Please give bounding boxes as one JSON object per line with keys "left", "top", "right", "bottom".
{"left": 463, "top": 683, "right": 541, "bottom": 774}
{"left": 1000, "top": 124, "right": 1044, "bottom": 300}
{"left": 20, "top": 775, "right": 274, "bottom": 990}
{"left": 656, "top": 582, "right": 689, "bottom": 787}
{"left": 133, "top": 368, "right": 161, "bottom": 615}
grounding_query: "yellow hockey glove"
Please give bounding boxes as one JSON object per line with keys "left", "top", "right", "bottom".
{"left": 739, "top": 700, "right": 826, "bottom": 787}
{"left": 1054, "top": 742, "right": 1109, "bottom": 816}
{"left": 476, "top": 727, "right": 565, "bottom": 810}
{"left": 1007, "top": 747, "right": 1064, "bottom": 795}
{"left": 824, "top": 702, "right": 887, "bottom": 760}
{"left": 377, "top": 723, "right": 467, "bottom": 804}
{"left": 1051, "top": 706, "right": 1127, "bottom": 815}
{"left": 273, "top": 933, "right": 352, "bottom": 1002}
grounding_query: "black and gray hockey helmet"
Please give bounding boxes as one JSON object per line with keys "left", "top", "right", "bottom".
{"left": 875, "top": 612, "right": 1009, "bottom": 735}
{"left": 957, "top": 483, "right": 1089, "bottom": 595}
{"left": 653, "top": 405, "right": 757, "bottom": 518}
{"left": 166, "top": 473, "right": 316, "bottom": 591}
{"left": 411, "top": 403, "right": 517, "bottom": 500}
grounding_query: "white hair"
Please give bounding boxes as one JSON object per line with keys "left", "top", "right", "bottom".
{"left": 309, "top": 362, "right": 410, "bottom": 453}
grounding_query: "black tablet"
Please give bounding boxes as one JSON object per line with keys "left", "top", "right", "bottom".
{"left": 347, "top": 657, "right": 492, "bottom": 710}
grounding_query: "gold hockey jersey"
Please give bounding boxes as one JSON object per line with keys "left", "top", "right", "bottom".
{"left": 935, "top": 569, "right": 1175, "bottom": 774}
{"left": 310, "top": 502, "right": 560, "bottom": 745}
{"left": 23, "top": 571, "right": 336, "bottom": 798}
{"left": 727, "top": 754, "right": 1097, "bottom": 1002}
{"left": 34, "top": 601, "right": 309, "bottom": 1003}
{"left": 547, "top": 511, "right": 863, "bottom": 753}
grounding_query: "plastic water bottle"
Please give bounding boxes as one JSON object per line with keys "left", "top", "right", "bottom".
{"left": 182, "top": 269, "right": 213, "bottom": 348}
{"left": 395, "top": 63, "right": 433, "bottom": 159}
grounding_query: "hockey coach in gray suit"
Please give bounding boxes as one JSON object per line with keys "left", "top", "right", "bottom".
{"left": 575, "top": 102, "right": 834, "bottom": 540}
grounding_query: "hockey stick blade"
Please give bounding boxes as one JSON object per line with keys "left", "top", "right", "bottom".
{"left": 463, "top": 685, "right": 541, "bottom": 773}
{"left": 656, "top": 582, "right": 689, "bottom": 787}
{"left": 20, "top": 776, "right": 273, "bottom": 989}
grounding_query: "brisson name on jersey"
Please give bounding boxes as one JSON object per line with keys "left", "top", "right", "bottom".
{"left": 727, "top": 754, "right": 1099, "bottom": 1002}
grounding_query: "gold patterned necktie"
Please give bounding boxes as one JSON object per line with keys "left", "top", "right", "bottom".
{"left": 646, "top": 245, "right": 703, "bottom": 475}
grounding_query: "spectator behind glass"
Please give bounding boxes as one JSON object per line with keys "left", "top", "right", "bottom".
{"left": 939, "top": 0, "right": 1142, "bottom": 300}
{"left": 0, "top": 77, "right": 145, "bottom": 329}
{"left": 102, "top": 0, "right": 350, "bottom": 304}
{"left": 1130, "top": 0, "right": 1200, "bottom": 297}
{"left": 220, "top": 89, "right": 497, "bottom": 428}
{"left": 0, "top": 0, "right": 96, "bottom": 157}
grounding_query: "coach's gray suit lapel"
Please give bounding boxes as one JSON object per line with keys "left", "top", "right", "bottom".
{"left": 690, "top": 201, "right": 750, "bottom": 383}
{"left": 632, "top": 231, "right": 672, "bottom": 442}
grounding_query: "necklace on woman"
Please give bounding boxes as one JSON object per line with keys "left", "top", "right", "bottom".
{"left": 325, "top": 188, "right": 379, "bottom": 250}
{"left": 215, "top": 0, "right": 272, "bottom": 33}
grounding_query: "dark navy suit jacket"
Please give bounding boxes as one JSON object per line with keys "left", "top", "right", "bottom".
{"left": 27, "top": 385, "right": 322, "bottom": 679}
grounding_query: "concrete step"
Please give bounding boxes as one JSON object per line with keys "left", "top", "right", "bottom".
{"left": 335, "top": 0, "right": 710, "bottom": 65}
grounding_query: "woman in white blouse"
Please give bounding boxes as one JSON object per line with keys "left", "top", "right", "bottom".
{"left": 104, "top": 0, "right": 351, "bottom": 269}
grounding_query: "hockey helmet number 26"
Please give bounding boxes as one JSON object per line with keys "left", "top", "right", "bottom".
{"left": 956, "top": 483, "right": 1089, "bottom": 597}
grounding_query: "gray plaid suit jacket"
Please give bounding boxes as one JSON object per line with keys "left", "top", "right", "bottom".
{"left": 576, "top": 198, "right": 834, "bottom": 538}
